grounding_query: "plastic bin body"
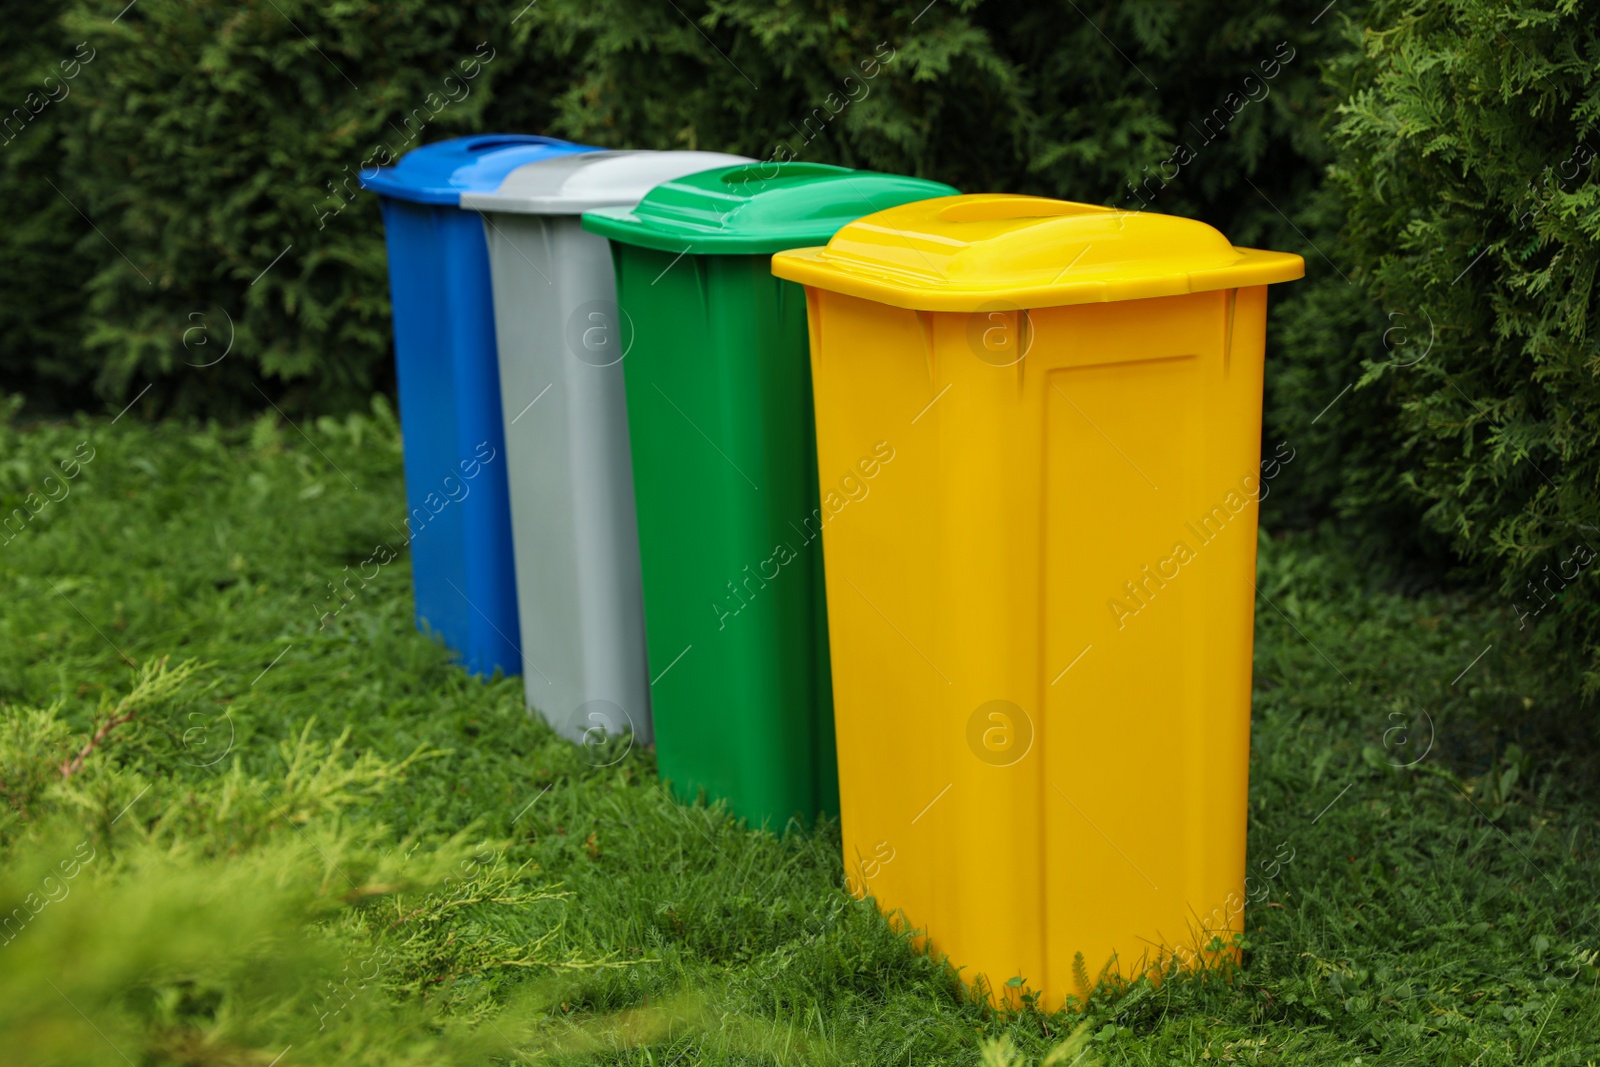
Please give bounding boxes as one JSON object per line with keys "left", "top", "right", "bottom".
{"left": 375, "top": 201, "right": 513, "bottom": 676}
{"left": 583, "top": 163, "right": 959, "bottom": 828}
{"left": 361, "top": 134, "right": 595, "bottom": 677}
{"left": 611, "top": 250, "right": 832, "bottom": 821}
{"left": 771, "top": 194, "right": 1303, "bottom": 1008}
{"left": 458, "top": 151, "right": 749, "bottom": 744}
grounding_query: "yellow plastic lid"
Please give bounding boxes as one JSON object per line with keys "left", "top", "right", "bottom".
{"left": 769, "top": 193, "right": 1305, "bottom": 311}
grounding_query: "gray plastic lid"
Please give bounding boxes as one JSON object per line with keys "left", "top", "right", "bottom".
{"left": 458, "top": 149, "right": 754, "bottom": 215}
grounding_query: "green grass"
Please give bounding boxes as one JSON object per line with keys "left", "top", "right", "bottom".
{"left": 1, "top": 395, "right": 1597, "bottom": 1066}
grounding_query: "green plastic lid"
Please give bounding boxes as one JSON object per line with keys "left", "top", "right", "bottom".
{"left": 580, "top": 162, "right": 960, "bottom": 255}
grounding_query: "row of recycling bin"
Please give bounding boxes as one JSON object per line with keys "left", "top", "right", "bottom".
{"left": 359, "top": 135, "right": 1303, "bottom": 1010}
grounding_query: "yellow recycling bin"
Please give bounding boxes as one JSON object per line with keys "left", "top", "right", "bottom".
{"left": 771, "top": 194, "right": 1303, "bottom": 1010}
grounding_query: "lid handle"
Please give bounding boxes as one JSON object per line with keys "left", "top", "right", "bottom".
{"left": 718, "top": 162, "right": 850, "bottom": 184}
{"left": 935, "top": 195, "right": 1110, "bottom": 223}
{"left": 464, "top": 135, "right": 566, "bottom": 152}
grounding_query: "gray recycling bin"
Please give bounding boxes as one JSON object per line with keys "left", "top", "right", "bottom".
{"left": 459, "top": 149, "right": 750, "bottom": 746}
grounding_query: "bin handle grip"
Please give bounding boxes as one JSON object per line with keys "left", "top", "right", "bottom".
{"left": 464, "top": 135, "right": 567, "bottom": 152}
{"left": 717, "top": 162, "right": 850, "bottom": 184}
{"left": 935, "top": 195, "right": 1111, "bottom": 223}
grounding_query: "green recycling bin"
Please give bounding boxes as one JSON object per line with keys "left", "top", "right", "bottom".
{"left": 582, "top": 162, "right": 958, "bottom": 828}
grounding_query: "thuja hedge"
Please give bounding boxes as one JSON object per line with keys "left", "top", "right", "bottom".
{"left": 1, "top": 1, "right": 565, "bottom": 414}
{"left": 1321, "top": 0, "right": 1600, "bottom": 689}
{"left": 1, "top": 0, "right": 1343, "bottom": 410}
{"left": 0, "top": 0, "right": 99, "bottom": 394}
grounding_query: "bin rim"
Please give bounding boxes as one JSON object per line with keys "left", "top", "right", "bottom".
{"left": 769, "top": 193, "right": 1306, "bottom": 311}
{"left": 580, "top": 162, "right": 960, "bottom": 256}
{"left": 458, "top": 150, "right": 754, "bottom": 216}
{"left": 358, "top": 134, "right": 598, "bottom": 206}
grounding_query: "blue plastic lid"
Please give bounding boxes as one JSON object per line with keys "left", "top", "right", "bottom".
{"left": 358, "top": 134, "right": 599, "bottom": 206}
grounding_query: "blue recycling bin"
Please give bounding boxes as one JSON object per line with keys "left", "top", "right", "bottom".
{"left": 360, "top": 134, "right": 596, "bottom": 677}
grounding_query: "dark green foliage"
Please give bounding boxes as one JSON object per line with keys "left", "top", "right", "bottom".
{"left": 1322, "top": 0, "right": 1600, "bottom": 687}
{"left": 2, "top": 402, "right": 1597, "bottom": 1063}
{"left": 32, "top": 0, "right": 579, "bottom": 417}
{"left": 0, "top": 0, "right": 100, "bottom": 398}
{"left": 7, "top": 0, "right": 1346, "bottom": 418}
